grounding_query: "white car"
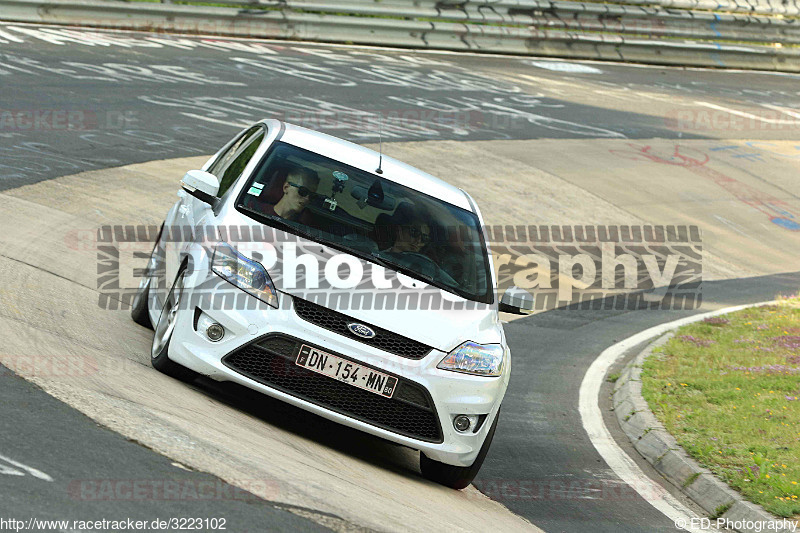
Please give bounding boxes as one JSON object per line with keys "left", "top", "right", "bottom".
{"left": 130, "top": 120, "right": 533, "bottom": 489}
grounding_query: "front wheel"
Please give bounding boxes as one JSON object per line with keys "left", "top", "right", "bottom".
{"left": 131, "top": 223, "right": 163, "bottom": 329}
{"left": 151, "top": 267, "right": 196, "bottom": 382}
{"left": 420, "top": 411, "right": 499, "bottom": 489}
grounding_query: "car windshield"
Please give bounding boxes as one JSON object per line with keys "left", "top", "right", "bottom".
{"left": 235, "top": 141, "right": 493, "bottom": 303}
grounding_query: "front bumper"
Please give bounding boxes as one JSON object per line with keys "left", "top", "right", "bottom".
{"left": 167, "top": 288, "right": 508, "bottom": 467}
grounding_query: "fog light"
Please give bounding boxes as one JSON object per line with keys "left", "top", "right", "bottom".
{"left": 206, "top": 323, "right": 224, "bottom": 342}
{"left": 453, "top": 415, "right": 472, "bottom": 433}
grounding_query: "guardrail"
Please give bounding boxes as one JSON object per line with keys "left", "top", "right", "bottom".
{"left": 1, "top": 0, "right": 799, "bottom": 71}
{"left": 181, "top": 0, "right": 800, "bottom": 18}
{"left": 146, "top": 0, "right": 800, "bottom": 44}
{"left": 156, "top": 0, "right": 800, "bottom": 17}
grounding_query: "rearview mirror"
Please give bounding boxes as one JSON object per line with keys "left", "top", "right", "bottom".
{"left": 499, "top": 286, "right": 535, "bottom": 315}
{"left": 351, "top": 185, "right": 396, "bottom": 210}
{"left": 181, "top": 170, "right": 220, "bottom": 205}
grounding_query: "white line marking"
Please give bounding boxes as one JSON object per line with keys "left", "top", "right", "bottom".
{"left": 0, "top": 28, "right": 24, "bottom": 43}
{"left": 0, "top": 464, "right": 25, "bottom": 476}
{"left": 579, "top": 301, "right": 777, "bottom": 532}
{"left": 695, "top": 101, "right": 797, "bottom": 125}
{"left": 528, "top": 60, "right": 603, "bottom": 74}
{"left": 179, "top": 113, "right": 251, "bottom": 129}
{"left": 713, "top": 215, "right": 752, "bottom": 239}
{"left": 7, "top": 21, "right": 800, "bottom": 77}
{"left": 0, "top": 453, "right": 54, "bottom": 482}
{"left": 761, "top": 103, "right": 800, "bottom": 120}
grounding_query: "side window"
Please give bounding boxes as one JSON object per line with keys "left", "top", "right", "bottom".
{"left": 217, "top": 130, "right": 266, "bottom": 198}
{"left": 207, "top": 126, "right": 262, "bottom": 178}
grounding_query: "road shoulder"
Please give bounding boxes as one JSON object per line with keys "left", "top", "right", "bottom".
{"left": 612, "top": 304, "right": 798, "bottom": 533}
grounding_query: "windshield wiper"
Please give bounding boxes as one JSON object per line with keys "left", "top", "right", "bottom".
{"left": 239, "top": 206, "right": 377, "bottom": 263}
{"left": 368, "top": 251, "right": 468, "bottom": 298}
{"left": 372, "top": 253, "right": 474, "bottom": 300}
{"left": 370, "top": 252, "right": 433, "bottom": 283}
{"left": 238, "top": 207, "right": 328, "bottom": 244}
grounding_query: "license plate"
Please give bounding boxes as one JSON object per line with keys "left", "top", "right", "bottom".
{"left": 296, "top": 345, "right": 397, "bottom": 398}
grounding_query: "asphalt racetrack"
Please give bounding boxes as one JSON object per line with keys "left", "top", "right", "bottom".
{"left": 1, "top": 22, "right": 799, "bottom": 532}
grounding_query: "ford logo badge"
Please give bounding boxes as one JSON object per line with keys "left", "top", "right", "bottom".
{"left": 347, "top": 323, "right": 376, "bottom": 339}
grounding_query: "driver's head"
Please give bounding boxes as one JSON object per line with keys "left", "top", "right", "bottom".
{"left": 394, "top": 221, "right": 431, "bottom": 253}
{"left": 389, "top": 202, "right": 432, "bottom": 253}
{"left": 281, "top": 166, "right": 319, "bottom": 212}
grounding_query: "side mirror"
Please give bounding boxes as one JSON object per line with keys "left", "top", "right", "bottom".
{"left": 181, "top": 170, "right": 220, "bottom": 205}
{"left": 499, "top": 286, "right": 535, "bottom": 315}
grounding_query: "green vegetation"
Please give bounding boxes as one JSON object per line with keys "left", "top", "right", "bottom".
{"left": 683, "top": 472, "right": 701, "bottom": 488}
{"left": 641, "top": 295, "right": 800, "bottom": 518}
{"left": 711, "top": 502, "right": 733, "bottom": 520}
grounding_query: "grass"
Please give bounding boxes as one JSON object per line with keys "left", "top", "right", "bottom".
{"left": 641, "top": 294, "right": 800, "bottom": 518}
{"left": 607, "top": 372, "right": 621, "bottom": 383}
{"left": 683, "top": 472, "right": 701, "bottom": 488}
{"left": 711, "top": 502, "right": 733, "bottom": 519}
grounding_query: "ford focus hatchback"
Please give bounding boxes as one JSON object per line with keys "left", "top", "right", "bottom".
{"left": 131, "top": 120, "right": 532, "bottom": 489}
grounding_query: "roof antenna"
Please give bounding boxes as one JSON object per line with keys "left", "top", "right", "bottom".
{"left": 375, "top": 112, "right": 384, "bottom": 174}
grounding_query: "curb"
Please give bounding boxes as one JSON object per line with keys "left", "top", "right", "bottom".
{"left": 612, "top": 312, "right": 797, "bottom": 533}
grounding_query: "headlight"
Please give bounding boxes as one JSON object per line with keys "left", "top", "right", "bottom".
{"left": 211, "top": 242, "right": 278, "bottom": 308}
{"left": 437, "top": 341, "right": 504, "bottom": 377}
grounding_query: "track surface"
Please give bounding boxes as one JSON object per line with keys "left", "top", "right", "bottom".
{"left": 2, "top": 22, "right": 800, "bottom": 191}
{"left": 0, "top": 371, "right": 330, "bottom": 532}
{"left": 1, "top": 21, "right": 800, "bottom": 533}
{"left": 0, "top": 156, "right": 538, "bottom": 533}
{"left": 496, "top": 272, "right": 800, "bottom": 532}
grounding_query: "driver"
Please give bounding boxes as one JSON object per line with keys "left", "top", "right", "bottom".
{"left": 383, "top": 203, "right": 433, "bottom": 254}
{"left": 264, "top": 165, "right": 320, "bottom": 221}
{"left": 374, "top": 201, "right": 446, "bottom": 283}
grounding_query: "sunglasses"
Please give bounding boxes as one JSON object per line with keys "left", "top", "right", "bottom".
{"left": 287, "top": 182, "right": 315, "bottom": 198}
{"left": 405, "top": 226, "right": 432, "bottom": 242}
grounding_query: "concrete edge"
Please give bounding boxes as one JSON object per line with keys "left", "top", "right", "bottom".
{"left": 611, "top": 304, "right": 799, "bottom": 533}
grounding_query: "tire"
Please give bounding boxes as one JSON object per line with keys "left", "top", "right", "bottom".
{"left": 130, "top": 223, "right": 163, "bottom": 329}
{"left": 150, "top": 265, "right": 197, "bottom": 382}
{"left": 420, "top": 411, "right": 500, "bottom": 490}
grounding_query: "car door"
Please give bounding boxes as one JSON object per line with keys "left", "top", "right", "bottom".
{"left": 156, "top": 125, "right": 266, "bottom": 309}
{"left": 191, "top": 123, "right": 267, "bottom": 243}
{"left": 178, "top": 125, "right": 268, "bottom": 279}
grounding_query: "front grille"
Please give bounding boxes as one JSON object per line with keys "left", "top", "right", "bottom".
{"left": 292, "top": 298, "right": 432, "bottom": 359}
{"left": 223, "top": 335, "right": 443, "bottom": 443}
